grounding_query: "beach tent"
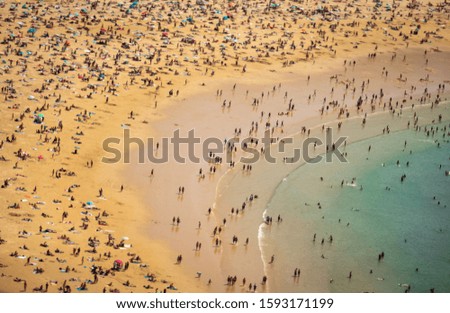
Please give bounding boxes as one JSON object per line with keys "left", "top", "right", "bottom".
{"left": 27, "top": 27, "right": 37, "bottom": 34}
{"left": 130, "top": 1, "right": 138, "bottom": 9}
{"left": 85, "top": 201, "right": 95, "bottom": 208}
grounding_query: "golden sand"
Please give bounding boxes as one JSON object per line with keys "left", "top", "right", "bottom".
{"left": 0, "top": 0, "right": 449, "bottom": 293}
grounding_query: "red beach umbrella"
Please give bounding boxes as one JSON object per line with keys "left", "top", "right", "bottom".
{"left": 113, "top": 259, "right": 123, "bottom": 269}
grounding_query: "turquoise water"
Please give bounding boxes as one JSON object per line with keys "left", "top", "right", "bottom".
{"left": 262, "top": 124, "right": 450, "bottom": 292}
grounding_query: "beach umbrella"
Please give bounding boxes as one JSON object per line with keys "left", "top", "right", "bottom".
{"left": 34, "top": 114, "right": 44, "bottom": 124}
{"left": 113, "top": 259, "right": 123, "bottom": 269}
{"left": 27, "top": 27, "right": 37, "bottom": 34}
{"left": 86, "top": 201, "right": 95, "bottom": 208}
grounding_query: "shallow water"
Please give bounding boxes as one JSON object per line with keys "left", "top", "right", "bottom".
{"left": 261, "top": 120, "right": 450, "bottom": 292}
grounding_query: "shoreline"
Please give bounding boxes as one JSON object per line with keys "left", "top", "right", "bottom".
{"left": 214, "top": 101, "right": 449, "bottom": 293}
{"left": 1, "top": 0, "right": 449, "bottom": 293}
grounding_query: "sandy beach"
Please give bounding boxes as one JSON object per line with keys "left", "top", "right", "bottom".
{"left": 0, "top": 0, "right": 449, "bottom": 293}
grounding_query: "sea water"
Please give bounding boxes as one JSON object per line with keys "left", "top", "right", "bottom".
{"left": 261, "top": 122, "right": 450, "bottom": 292}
